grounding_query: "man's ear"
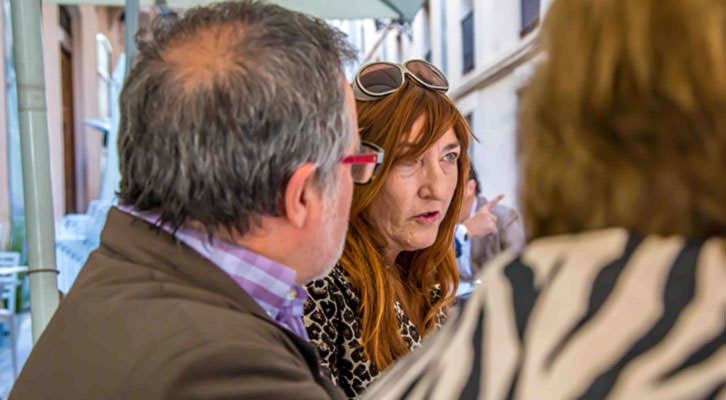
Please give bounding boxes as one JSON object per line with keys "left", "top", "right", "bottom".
{"left": 284, "top": 163, "right": 319, "bottom": 229}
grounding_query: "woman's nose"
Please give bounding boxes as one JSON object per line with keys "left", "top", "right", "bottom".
{"left": 418, "top": 160, "right": 449, "bottom": 200}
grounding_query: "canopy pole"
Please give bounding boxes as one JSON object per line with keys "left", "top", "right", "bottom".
{"left": 124, "top": 0, "right": 139, "bottom": 76}
{"left": 9, "top": 0, "right": 59, "bottom": 343}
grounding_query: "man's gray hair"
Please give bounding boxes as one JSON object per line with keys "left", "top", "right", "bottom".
{"left": 118, "top": 1, "right": 356, "bottom": 235}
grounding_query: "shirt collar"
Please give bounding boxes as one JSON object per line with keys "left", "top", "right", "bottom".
{"left": 116, "top": 205, "right": 308, "bottom": 322}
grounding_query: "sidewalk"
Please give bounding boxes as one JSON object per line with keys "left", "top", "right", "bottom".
{"left": 0, "top": 313, "right": 31, "bottom": 399}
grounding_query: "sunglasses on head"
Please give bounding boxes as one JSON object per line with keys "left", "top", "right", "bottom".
{"left": 352, "top": 59, "right": 449, "bottom": 102}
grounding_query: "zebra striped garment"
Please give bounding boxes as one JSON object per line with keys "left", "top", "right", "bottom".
{"left": 361, "top": 229, "right": 726, "bottom": 400}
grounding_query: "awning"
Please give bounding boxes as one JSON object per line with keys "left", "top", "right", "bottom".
{"left": 41, "top": 0, "right": 427, "bottom": 21}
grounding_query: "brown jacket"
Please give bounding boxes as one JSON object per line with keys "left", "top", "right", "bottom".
{"left": 10, "top": 208, "right": 345, "bottom": 400}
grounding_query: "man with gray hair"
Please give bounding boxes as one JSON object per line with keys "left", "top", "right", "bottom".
{"left": 11, "top": 2, "right": 370, "bottom": 399}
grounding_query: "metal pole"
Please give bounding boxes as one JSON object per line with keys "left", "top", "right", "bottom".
{"left": 9, "top": 0, "right": 59, "bottom": 343}
{"left": 125, "top": 0, "right": 139, "bottom": 76}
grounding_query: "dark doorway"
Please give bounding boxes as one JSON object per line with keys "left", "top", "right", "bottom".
{"left": 61, "top": 47, "right": 77, "bottom": 214}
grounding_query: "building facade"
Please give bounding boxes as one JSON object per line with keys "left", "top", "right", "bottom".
{"left": 336, "top": 0, "right": 554, "bottom": 209}
{"left": 0, "top": 3, "right": 154, "bottom": 252}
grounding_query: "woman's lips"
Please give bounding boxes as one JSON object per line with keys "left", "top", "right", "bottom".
{"left": 414, "top": 211, "right": 440, "bottom": 223}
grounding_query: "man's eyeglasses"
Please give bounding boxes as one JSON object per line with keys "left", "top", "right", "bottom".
{"left": 352, "top": 59, "right": 449, "bottom": 102}
{"left": 341, "top": 141, "right": 385, "bottom": 185}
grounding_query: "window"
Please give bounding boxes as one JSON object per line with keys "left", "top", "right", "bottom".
{"left": 96, "top": 34, "right": 112, "bottom": 122}
{"left": 461, "top": 11, "right": 474, "bottom": 74}
{"left": 59, "top": 5, "right": 72, "bottom": 35}
{"left": 521, "top": 0, "right": 540, "bottom": 36}
{"left": 96, "top": 33, "right": 112, "bottom": 154}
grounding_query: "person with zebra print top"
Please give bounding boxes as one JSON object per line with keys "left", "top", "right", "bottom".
{"left": 363, "top": 231, "right": 725, "bottom": 399}
{"left": 360, "top": 0, "right": 726, "bottom": 398}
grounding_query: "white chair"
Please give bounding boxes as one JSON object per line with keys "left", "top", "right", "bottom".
{"left": 0, "top": 251, "right": 22, "bottom": 378}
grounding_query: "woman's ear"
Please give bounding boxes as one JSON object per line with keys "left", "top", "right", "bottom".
{"left": 283, "top": 163, "right": 318, "bottom": 228}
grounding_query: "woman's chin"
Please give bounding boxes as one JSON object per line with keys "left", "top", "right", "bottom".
{"left": 404, "top": 237, "right": 438, "bottom": 253}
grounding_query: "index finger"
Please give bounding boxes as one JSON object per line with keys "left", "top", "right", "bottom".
{"left": 483, "top": 194, "right": 505, "bottom": 211}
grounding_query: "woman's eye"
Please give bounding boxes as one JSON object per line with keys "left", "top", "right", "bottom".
{"left": 393, "top": 158, "right": 420, "bottom": 175}
{"left": 442, "top": 152, "right": 459, "bottom": 162}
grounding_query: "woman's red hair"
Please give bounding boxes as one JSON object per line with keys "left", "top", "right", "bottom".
{"left": 340, "top": 80, "right": 471, "bottom": 370}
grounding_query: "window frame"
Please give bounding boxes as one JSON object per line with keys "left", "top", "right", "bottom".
{"left": 461, "top": 10, "right": 475, "bottom": 74}
{"left": 520, "top": 0, "right": 541, "bottom": 37}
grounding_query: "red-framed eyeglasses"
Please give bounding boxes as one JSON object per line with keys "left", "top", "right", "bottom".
{"left": 341, "top": 141, "right": 385, "bottom": 185}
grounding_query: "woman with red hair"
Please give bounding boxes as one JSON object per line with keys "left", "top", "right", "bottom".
{"left": 304, "top": 60, "right": 472, "bottom": 398}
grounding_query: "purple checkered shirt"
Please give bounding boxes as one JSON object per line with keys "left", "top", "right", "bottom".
{"left": 117, "top": 206, "right": 309, "bottom": 340}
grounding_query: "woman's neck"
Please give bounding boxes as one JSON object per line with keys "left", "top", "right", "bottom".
{"left": 383, "top": 247, "right": 400, "bottom": 270}
{"left": 384, "top": 247, "right": 427, "bottom": 331}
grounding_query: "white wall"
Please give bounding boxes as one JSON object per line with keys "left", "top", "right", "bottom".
{"left": 470, "top": 74, "right": 519, "bottom": 207}
{"left": 474, "top": 0, "right": 520, "bottom": 71}
{"left": 429, "top": 0, "right": 445, "bottom": 73}
{"left": 443, "top": 0, "right": 463, "bottom": 83}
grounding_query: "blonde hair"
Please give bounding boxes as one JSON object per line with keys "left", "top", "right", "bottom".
{"left": 519, "top": 0, "right": 726, "bottom": 239}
